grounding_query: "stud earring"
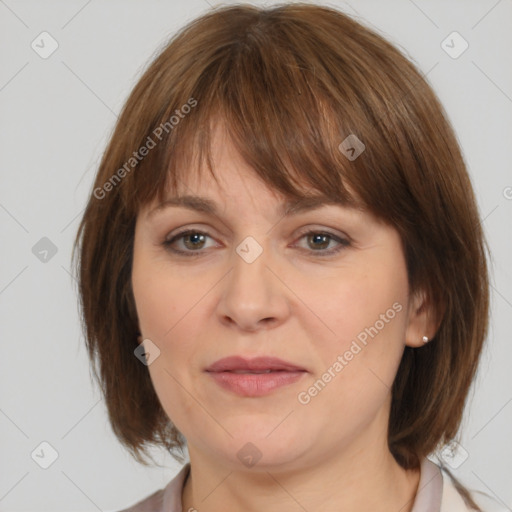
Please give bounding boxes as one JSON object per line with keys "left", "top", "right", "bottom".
{"left": 422, "top": 335, "right": 429, "bottom": 343}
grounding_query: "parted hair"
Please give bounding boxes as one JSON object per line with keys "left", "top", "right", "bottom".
{"left": 72, "top": 3, "right": 489, "bottom": 508}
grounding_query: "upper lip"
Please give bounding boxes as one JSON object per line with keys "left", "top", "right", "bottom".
{"left": 205, "top": 356, "right": 307, "bottom": 372}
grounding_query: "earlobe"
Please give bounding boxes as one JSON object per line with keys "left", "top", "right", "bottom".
{"left": 405, "top": 288, "right": 439, "bottom": 348}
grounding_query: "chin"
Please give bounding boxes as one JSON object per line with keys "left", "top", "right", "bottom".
{"left": 217, "top": 424, "right": 308, "bottom": 469}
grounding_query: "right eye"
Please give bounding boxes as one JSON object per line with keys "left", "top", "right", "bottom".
{"left": 162, "top": 229, "right": 218, "bottom": 256}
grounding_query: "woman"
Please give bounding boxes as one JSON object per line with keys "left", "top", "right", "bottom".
{"left": 73, "top": 3, "right": 504, "bottom": 511}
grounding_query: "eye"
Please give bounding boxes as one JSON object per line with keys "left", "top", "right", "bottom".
{"left": 162, "top": 228, "right": 350, "bottom": 257}
{"left": 293, "top": 229, "right": 350, "bottom": 256}
{"left": 162, "top": 229, "right": 216, "bottom": 256}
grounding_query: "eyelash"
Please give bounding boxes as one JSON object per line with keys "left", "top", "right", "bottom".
{"left": 162, "top": 228, "right": 350, "bottom": 257}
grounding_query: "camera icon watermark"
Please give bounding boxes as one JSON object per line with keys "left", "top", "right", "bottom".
{"left": 134, "top": 338, "right": 161, "bottom": 366}
{"left": 236, "top": 236, "right": 263, "bottom": 264}
{"left": 31, "top": 31, "right": 59, "bottom": 59}
{"left": 237, "top": 442, "right": 263, "bottom": 467}
{"left": 31, "top": 441, "right": 59, "bottom": 469}
{"left": 338, "top": 134, "right": 365, "bottom": 161}
{"left": 438, "top": 440, "right": 469, "bottom": 469}
{"left": 503, "top": 186, "right": 512, "bottom": 200}
{"left": 441, "top": 31, "right": 469, "bottom": 59}
{"left": 32, "top": 237, "right": 58, "bottom": 263}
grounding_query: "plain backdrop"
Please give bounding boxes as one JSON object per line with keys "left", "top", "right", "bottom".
{"left": 1, "top": 0, "right": 511, "bottom": 510}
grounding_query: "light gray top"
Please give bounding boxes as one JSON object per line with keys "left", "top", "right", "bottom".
{"left": 115, "top": 456, "right": 505, "bottom": 512}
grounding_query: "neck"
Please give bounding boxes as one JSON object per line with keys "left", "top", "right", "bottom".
{"left": 181, "top": 437, "right": 420, "bottom": 512}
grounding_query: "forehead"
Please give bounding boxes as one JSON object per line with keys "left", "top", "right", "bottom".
{"left": 138, "top": 115, "right": 367, "bottom": 222}
{"left": 144, "top": 147, "right": 368, "bottom": 222}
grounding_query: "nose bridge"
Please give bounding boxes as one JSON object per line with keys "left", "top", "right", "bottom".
{"left": 217, "top": 234, "right": 288, "bottom": 329}
{"left": 230, "top": 234, "right": 272, "bottom": 299}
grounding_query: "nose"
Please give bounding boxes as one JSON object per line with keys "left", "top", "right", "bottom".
{"left": 216, "top": 239, "right": 291, "bottom": 332}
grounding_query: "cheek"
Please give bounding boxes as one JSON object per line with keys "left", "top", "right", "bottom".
{"left": 131, "top": 252, "right": 212, "bottom": 407}
{"left": 131, "top": 260, "right": 203, "bottom": 430}
{"left": 133, "top": 276, "right": 177, "bottom": 337}
{"left": 303, "top": 259, "right": 409, "bottom": 403}
{"left": 132, "top": 250, "right": 203, "bottom": 343}
{"left": 132, "top": 273, "right": 208, "bottom": 399}
{"left": 296, "top": 298, "right": 407, "bottom": 442}
{"left": 312, "top": 265, "right": 408, "bottom": 350}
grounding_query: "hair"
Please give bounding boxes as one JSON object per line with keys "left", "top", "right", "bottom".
{"left": 72, "top": 3, "right": 489, "bottom": 509}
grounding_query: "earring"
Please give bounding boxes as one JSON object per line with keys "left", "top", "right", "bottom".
{"left": 422, "top": 335, "right": 429, "bottom": 343}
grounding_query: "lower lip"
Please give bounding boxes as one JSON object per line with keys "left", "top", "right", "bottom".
{"left": 207, "top": 370, "right": 306, "bottom": 397}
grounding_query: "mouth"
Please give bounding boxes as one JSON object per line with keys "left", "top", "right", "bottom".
{"left": 205, "top": 355, "right": 307, "bottom": 373}
{"left": 205, "top": 356, "right": 307, "bottom": 397}
{"left": 223, "top": 369, "right": 278, "bottom": 374}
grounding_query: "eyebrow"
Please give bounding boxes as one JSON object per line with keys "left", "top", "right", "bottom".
{"left": 146, "top": 194, "right": 361, "bottom": 220}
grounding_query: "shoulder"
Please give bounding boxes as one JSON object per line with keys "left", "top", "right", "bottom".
{"left": 114, "top": 488, "right": 164, "bottom": 512}
{"left": 113, "top": 463, "right": 191, "bottom": 512}
{"left": 440, "top": 466, "right": 508, "bottom": 512}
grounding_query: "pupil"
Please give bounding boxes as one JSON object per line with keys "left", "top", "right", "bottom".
{"left": 310, "top": 234, "right": 328, "bottom": 249}
{"left": 186, "top": 233, "right": 204, "bottom": 248}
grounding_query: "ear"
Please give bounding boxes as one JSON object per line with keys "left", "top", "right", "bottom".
{"left": 136, "top": 332, "right": 143, "bottom": 345}
{"left": 405, "top": 287, "right": 442, "bottom": 347}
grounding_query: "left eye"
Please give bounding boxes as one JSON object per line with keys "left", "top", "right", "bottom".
{"left": 295, "top": 231, "right": 350, "bottom": 254}
{"left": 162, "top": 229, "right": 350, "bottom": 256}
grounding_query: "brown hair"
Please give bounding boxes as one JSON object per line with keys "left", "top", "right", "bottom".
{"left": 72, "top": 3, "right": 488, "bottom": 507}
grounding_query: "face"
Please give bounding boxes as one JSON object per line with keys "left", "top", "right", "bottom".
{"left": 131, "top": 125, "right": 427, "bottom": 471}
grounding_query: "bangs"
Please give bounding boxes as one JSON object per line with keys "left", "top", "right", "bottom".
{"left": 120, "top": 14, "right": 379, "bottom": 219}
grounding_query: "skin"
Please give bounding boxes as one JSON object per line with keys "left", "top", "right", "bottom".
{"left": 131, "top": 124, "right": 437, "bottom": 512}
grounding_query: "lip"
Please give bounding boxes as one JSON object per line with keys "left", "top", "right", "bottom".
{"left": 205, "top": 356, "right": 308, "bottom": 397}
{"left": 205, "top": 356, "right": 307, "bottom": 373}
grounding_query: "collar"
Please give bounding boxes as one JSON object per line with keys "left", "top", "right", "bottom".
{"left": 410, "top": 457, "right": 443, "bottom": 511}
{"left": 162, "top": 457, "right": 448, "bottom": 512}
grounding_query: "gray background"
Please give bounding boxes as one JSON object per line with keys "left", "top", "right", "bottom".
{"left": 1, "top": 0, "right": 511, "bottom": 510}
